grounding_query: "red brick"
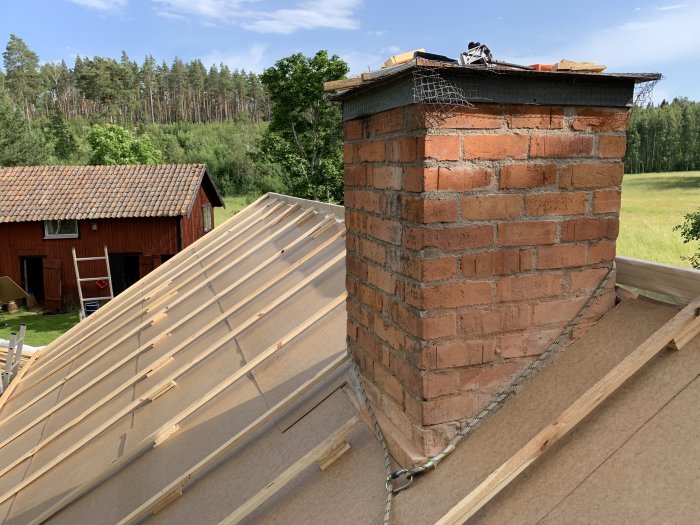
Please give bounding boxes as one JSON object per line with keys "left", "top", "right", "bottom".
{"left": 560, "top": 163, "right": 624, "bottom": 188}
{"left": 424, "top": 135, "right": 461, "bottom": 160}
{"left": 441, "top": 104, "right": 503, "bottom": 129}
{"left": 464, "top": 134, "right": 528, "bottom": 160}
{"left": 461, "top": 194, "right": 522, "bottom": 220}
{"left": 533, "top": 297, "right": 587, "bottom": 325}
{"left": 351, "top": 190, "right": 386, "bottom": 213}
{"left": 458, "top": 362, "right": 523, "bottom": 390}
{"left": 422, "top": 394, "right": 475, "bottom": 425}
{"left": 359, "top": 237, "right": 387, "bottom": 264}
{"left": 401, "top": 255, "right": 458, "bottom": 282}
{"left": 407, "top": 280, "right": 492, "bottom": 309}
{"left": 346, "top": 253, "right": 368, "bottom": 279}
{"left": 347, "top": 319, "right": 359, "bottom": 341}
{"left": 405, "top": 166, "right": 438, "bottom": 192}
{"left": 370, "top": 166, "right": 402, "bottom": 190}
{"left": 530, "top": 134, "right": 594, "bottom": 158}
{"left": 423, "top": 371, "right": 457, "bottom": 399}
{"left": 561, "top": 218, "right": 619, "bottom": 241}
{"left": 420, "top": 313, "right": 458, "bottom": 339}
{"left": 460, "top": 308, "right": 501, "bottom": 336}
{"left": 402, "top": 197, "right": 458, "bottom": 224}
{"left": 373, "top": 316, "right": 405, "bottom": 349}
{"left": 497, "top": 273, "right": 561, "bottom": 301}
{"left": 358, "top": 141, "right": 385, "bottom": 162}
{"left": 524, "top": 192, "right": 587, "bottom": 216}
{"left": 358, "top": 282, "right": 383, "bottom": 312}
{"left": 500, "top": 163, "right": 557, "bottom": 189}
{"left": 389, "top": 354, "right": 423, "bottom": 397}
{"left": 599, "top": 135, "right": 627, "bottom": 158}
{"left": 506, "top": 105, "right": 565, "bottom": 129}
{"left": 367, "top": 264, "right": 396, "bottom": 294}
{"left": 404, "top": 225, "right": 495, "bottom": 251}
{"left": 463, "top": 249, "right": 534, "bottom": 277}
{"left": 343, "top": 143, "right": 357, "bottom": 163}
{"left": 593, "top": 189, "right": 622, "bottom": 214}
{"left": 374, "top": 364, "right": 404, "bottom": 404}
{"left": 437, "top": 166, "right": 494, "bottom": 191}
{"left": 499, "top": 329, "right": 560, "bottom": 358}
{"left": 498, "top": 221, "right": 557, "bottom": 246}
{"left": 387, "top": 136, "right": 419, "bottom": 162}
{"left": 368, "top": 107, "right": 404, "bottom": 136}
{"left": 587, "top": 241, "right": 616, "bottom": 264}
{"left": 366, "top": 216, "right": 402, "bottom": 245}
{"left": 572, "top": 108, "right": 629, "bottom": 132}
{"left": 434, "top": 340, "right": 491, "bottom": 368}
{"left": 537, "top": 245, "right": 587, "bottom": 269}
{"left": 343, "top": 119, "right": 364, "bottom": 140}
{"left": 345, "top": 165, "right": 366, "bottom": 187}
{"left": 570, "top": 267, "right": 609, "bottom": 293}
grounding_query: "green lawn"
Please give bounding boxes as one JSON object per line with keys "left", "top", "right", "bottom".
{"left": 0, "top": 310, "right": 79, "bottom": 347}
{"left": 214, "top": 195, "right": 259, "bottom": 227}
{"left": 618, "top": 171, "right": 700, "bottom": 267}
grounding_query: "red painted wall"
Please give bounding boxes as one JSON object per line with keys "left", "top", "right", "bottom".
{"left": 0, "top": 216, "right": 180, "bottom": 309}
{"left": 181, "top": 185, "right": 214, "bottom": 248}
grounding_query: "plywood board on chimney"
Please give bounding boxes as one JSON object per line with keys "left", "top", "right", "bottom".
{"left": 390, "top": 298, "right": 700, "bottom": 524}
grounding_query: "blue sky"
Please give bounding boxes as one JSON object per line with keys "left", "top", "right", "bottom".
{"left": 2, "top": 0, "right": 699, "bottom": 102}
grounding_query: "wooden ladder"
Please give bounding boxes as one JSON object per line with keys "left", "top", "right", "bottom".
{"left": 72, "top": 246, "right": 114, "bottom": 320}
{"left": 1, "top": 324, "right": 25, "bottom": 395}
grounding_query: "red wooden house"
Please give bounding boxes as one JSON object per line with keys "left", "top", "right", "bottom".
{"left": 0, "top": 164, "right": 223, "bottom": 310}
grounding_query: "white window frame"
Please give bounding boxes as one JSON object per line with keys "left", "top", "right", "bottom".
{"left": 44, "top": 219, "right": 79, "bottom": 239}
{"left": 202, "top": 204, "right": 212, "bottom": 233}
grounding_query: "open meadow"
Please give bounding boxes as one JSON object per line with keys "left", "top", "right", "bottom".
{"left": 618, "top": 171, "right": 700, "bottom": 267}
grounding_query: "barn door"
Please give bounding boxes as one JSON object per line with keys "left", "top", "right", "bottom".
{"left": 43, "top": 258, "right": 62, "bottom": 311}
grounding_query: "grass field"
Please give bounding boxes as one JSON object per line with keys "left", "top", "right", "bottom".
{"left": 214, "top": 195, "right": 258, "bottom": 227}
{"left": 618, "top": 171, "right": 700, "bottom": 267}
{"left": 0, "top": 310, "right": 79, "bottom": 347}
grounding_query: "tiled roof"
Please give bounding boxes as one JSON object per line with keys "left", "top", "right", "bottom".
{"left": 0, "top": 164, "right": 222, "bottom": 223}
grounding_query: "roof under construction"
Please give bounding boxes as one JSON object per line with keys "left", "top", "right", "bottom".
{"left": 0, "top": 194, "right": 698, "bottom": 524}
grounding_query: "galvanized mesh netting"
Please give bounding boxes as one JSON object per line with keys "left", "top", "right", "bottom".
{"left": 412, "top": 65, "right": 473, "bottom": 127}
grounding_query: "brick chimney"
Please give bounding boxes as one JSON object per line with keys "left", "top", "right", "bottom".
{"left": 342, "top": 65, "right": 638, "bottom": 465}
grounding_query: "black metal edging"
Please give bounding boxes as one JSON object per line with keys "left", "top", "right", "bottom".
{"left": 340, "top": 65, "right": 651, "bottom": 121}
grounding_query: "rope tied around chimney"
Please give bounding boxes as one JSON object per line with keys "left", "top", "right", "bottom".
{"left": 350, "top": 262, "right": 616, "bottom": 524}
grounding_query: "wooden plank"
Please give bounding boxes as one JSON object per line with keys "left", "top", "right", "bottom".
{"left": 0, "top": 226, "right": 342, "bottom": 434}
{"left": 436, "top": 295, "right": 700, "bottom": 525}
{"left": 22, "top": 196, "right": 275, "bottom": 373}
{"left": 19, "top": 202, "right": 309, "bottom": 387}
{"left": 668, "top": 310, "right": 700, "bottom": 350}
{"left": 616, "top": 256, "right": 700, "bottom": 304}
{"left": 218, "top": 417, "right": 358, "bottom": 525}
{"left": 29, "top": 352, "right": 349, "bottom": 525}
{"left": 0, "top": 245, "right": 344, "bottom": 457}
{"left": 382, "top": 48, "right": 425, "bottom": 68}
{"left": 0, "top": 254, "right": 345, "bottom": 504}
{"left": 318, "top": 440, "right": 351, "bottom": 471}
{"left": 323, "top": 77, "right": 365, "bottom": 92}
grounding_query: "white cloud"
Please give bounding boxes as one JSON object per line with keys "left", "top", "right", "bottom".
{"left": 201, "top": 43, "right": 268, "bottom": 72}
{"left": 367, "top": 30, "right": 385, "bottom": 37}
{"left": 566, "top": 2, "right": 700, "bottom": 69}
{"left": 655, "top": 3, "right": 686, "bottom": 10}
{"left": 155, "top": 0, "right": 362, "bottom": 34}
{"left": 70, "top": 0, "right": 128, "bottom": 10}
{"left": 504, "top": 2, "right": 700, "bottom": 71}
{"left": 380, "top": 45, "right": 400, "bottom": 54}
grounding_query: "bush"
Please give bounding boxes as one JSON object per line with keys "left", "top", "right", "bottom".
{"left": 675, "top": 209, "right": 700, "bottom": 268}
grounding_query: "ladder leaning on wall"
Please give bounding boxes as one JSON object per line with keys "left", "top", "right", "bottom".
{"left": 72, "top": 246, "right": 115, "bottom": 320}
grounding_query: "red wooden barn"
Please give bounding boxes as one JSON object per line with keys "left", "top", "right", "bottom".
{"left": 0, "top": 163, "right": 223, "bottom": 311}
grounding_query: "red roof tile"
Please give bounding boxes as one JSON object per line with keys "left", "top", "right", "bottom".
{"left": 0, "top": 164, "right": 223, "bottom": 223}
